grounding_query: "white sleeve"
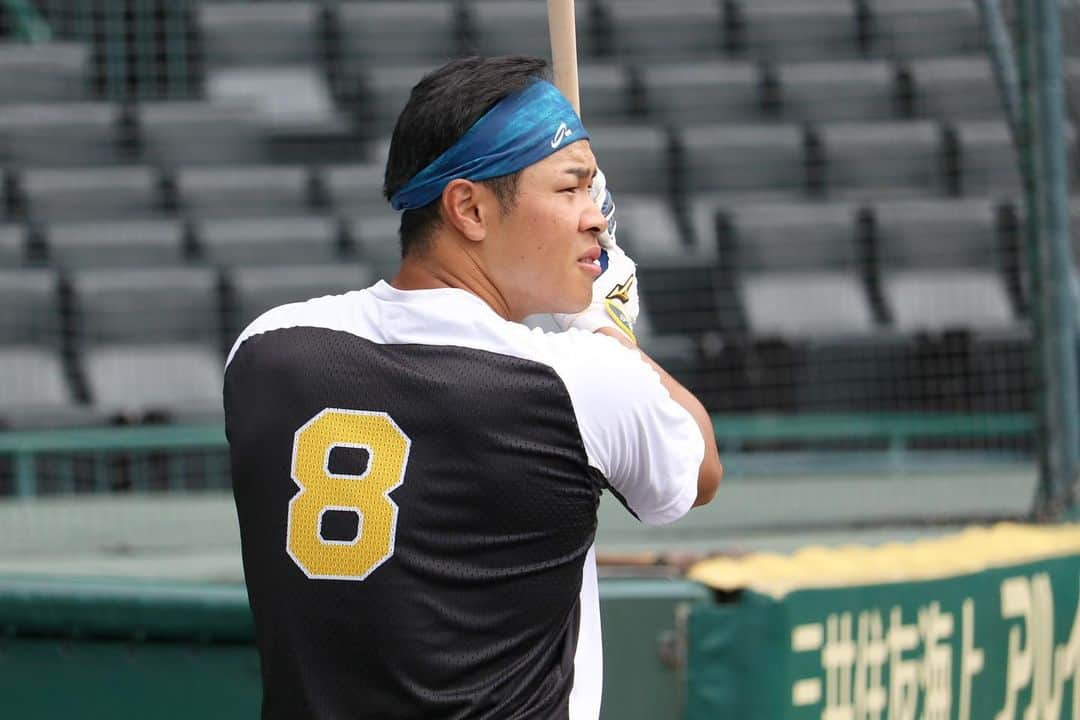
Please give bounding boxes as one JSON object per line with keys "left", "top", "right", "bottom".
{"left": 550, "top": 331, "right": 705, "bottom": 526}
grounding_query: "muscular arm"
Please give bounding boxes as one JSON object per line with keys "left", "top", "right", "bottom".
{"left": 596, "top": 328, "right": 722, "bottom": 507}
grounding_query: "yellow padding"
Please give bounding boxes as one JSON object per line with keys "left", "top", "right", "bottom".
{"left": 687, "top": 523, "right": 1080, "bottom": 598}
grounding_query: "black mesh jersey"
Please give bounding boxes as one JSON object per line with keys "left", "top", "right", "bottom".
{"left": 224, "top": 281, "right": 704, "bottom": 720}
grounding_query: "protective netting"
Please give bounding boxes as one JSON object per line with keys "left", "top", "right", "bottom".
{"left": 0, "top": 0, "right": 1057, "bottom": 566}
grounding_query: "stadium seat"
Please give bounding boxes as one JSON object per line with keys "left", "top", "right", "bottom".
{"left": 819, "top": 120, "right": 946, "bottom": 199}
{"left": 464, "top": 0, "right": 591, "bottom": 61}
{"left": 323, "top": 163, "right": 388, "bottom": 215}
{"left": 0, "top": 103, "right": 129, "bottom": 168}
{"left": 334, "top": 1, "right": 459, "bottom": 68}
{"left": 71, "top": 267, "right": 220, "bottom": 346}
{"left": 872, "top": 198, "right": 1016, "bottom": 332}
{"left": 0, "top": 225, "right": 26, "bottom": 266}
{"left": 776, "top": 61, "right": 900, "bottom": 124}
{"left": 347, "top": 216, "right": 402, "bottom": 281}
{"left": 0, "top": 268, "right": 90, "bottom": 427}
{"left": 228, "top": 264, "right": 374, "bottom": 335}
{"left": 604, "top": 0, "right": 724, "bottom": 61}
{"left": 135, "top": 102, "right": 269, "bottom": 167}
{"left": 0, "top": 268, "right": 61, "bottom": 345}
{"left": 0, "top": 347, "right": 96, "bottom": 430}
{"left": 640, "top": 61, "right": 765, "bottom": 126}
{"left": 726, "top": 202, "right": 874, "bottom": 340}
{"left": 588, "top": 125, "right": 672, "bottom": 196}
{"left": 198, "top": 216, "right": 340, "bottom": 267}
{"left": 46, "top": 220, "right": 188, "bottom": 269}
{"left": 731, "top": 0, "right": 862, "bottom": 62}
{"left": 866, "top": 0, "right": 984, "bottom": 60}
{"left": 636, "top": 255, "right": 729, "bottom": 336}
{"left": 680, "top": 124, "right": 808, "bottom": 200}
{"left": 953, "top": 121, "right": 1026, "bottom": 197}
{"left": 198, "top": 2, "right": 323, "bottom": 69}
{"left": 19, "top": 166, "right": 164, "bottom": 223}
{"left": 206, "top": 67, "right": 342, "bottom": 131}
{"left": 612, "top": 194, "right": 686, "bottom": 261}
{"left": 351, "top": 64, "right": 438, "bottom": 137}
{"left": 575, "top": 65, "right": 636, "bottom": 126}
{"left": 70, "top": 267, "right": 224, "bottom": 422}
{"left": 82, "top": 343, "right": 225, "bottom": 423}
{"left": 0, "top": 42, "right": 88, "bottom": 104}
{"left": 176, "top": 165, "right": 314, "bottom": 218}
{"left": 909, "top": 57, "right": 1003, "bottom": 121}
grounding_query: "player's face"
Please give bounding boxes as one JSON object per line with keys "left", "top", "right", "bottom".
{"left": 484, "top": 141, "right": 606, "bottom": 320}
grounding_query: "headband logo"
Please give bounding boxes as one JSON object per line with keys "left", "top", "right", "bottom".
{"left": 551, "top": 122, "right": 573, "bottom": 149}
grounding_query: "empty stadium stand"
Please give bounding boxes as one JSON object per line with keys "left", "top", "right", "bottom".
{"left": 0, "top": 0, "right": 1053, "bottom": 431}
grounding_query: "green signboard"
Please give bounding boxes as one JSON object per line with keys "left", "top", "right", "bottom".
{"left": 687, "top": 553, "right": 1080, "bottom": 719}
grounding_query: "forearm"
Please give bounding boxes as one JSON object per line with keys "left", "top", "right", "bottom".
{"left": 596, "top": 328, "right": 723, "bottom": 506}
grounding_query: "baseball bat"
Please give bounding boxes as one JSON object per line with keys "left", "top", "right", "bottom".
{"left": 547, "top": 0, "right": 581, "bottom": 116}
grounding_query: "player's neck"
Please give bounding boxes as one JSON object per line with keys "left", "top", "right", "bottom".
{"left": 391, "top": 240, "right": 516, "bottom": 321}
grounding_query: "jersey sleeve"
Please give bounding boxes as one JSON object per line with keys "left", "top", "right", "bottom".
{"left": 550, "top": 330, "right": 705, "bottom": 526}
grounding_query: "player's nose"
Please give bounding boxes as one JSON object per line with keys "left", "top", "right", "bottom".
{"left": 581, "top": 196, "right": 605, "bottom": 237}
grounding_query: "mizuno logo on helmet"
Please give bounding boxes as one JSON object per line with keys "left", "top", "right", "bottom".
{"left": 551, "top": 122, "right": 573, "bottom": 149}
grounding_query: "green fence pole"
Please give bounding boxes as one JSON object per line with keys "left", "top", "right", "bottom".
{"left": 1030, "top": 0, "right": 1080, "bottom": 516}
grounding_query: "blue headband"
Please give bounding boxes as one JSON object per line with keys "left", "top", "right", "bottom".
{"left": 390, "top": 80, "right": 590, "bottom": 211}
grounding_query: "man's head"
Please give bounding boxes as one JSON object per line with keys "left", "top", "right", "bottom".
{"left": 384, "top": 56, "right": 606, "bottom": 320}
{"left": 384, "top": 56, "right": 549, "bottom": 257}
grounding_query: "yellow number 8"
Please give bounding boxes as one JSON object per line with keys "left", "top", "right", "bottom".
{"left": 287, "top": 409, "right": 411, "bottom": 581}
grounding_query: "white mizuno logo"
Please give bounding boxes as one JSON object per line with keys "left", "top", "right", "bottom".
{"left": 551, "top": 122, "right": 573, "bottom": 149}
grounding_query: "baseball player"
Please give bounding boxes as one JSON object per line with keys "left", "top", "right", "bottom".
{"left": 224, "top": 55, "right": 722, "bottom": 719}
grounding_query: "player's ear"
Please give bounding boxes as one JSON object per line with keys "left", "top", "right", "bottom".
{"left": 441, "top": 179, "right": 487, "bottom": 243}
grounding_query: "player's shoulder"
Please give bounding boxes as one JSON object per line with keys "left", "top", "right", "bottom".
{"left": 226, "top": 289, "right": 371, "bottom": 368}
{"left": 527, "top": 327, "right": 659, "bottom": 395}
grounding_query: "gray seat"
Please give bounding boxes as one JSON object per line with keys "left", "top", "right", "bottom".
{"left": 355, "top": 64, "right": 438, "bottom": 137}
{"left": 336, "top": 2, "right": 458, "bottom": 67}
{"left": 230, "top": 264, "right": 374, "bottom": 332}
{"left": 576, "top": 65, "right": 635, "bottom": 126}
{"left": 348, "top": 216, "right": 402, "bottom": 281}
{"left": 587, "top": 125, "right": 671, "bottom": 195}
{"left": 778, "top": 61, "right": 899, "bottom": 123}
{"left": 0, "top": 268, "right": 61, "bottom": 345}
{"left": 0, "top": 103, "right": 126, "bottom": 167}
{"left": 0, "top": 348, "right": 90, "bottom": 429}
{"left": 613, "top": 194, "right": 685, "bottom": 261}
{"left": 681, "top": 124, "right": 807, "bottom": 200}
{"left": 867, "top": 0, "right": 984, "bottom": 60}
{"left": 20, "top": 166, "right": 162, "bottom": 222}
{"left": 82, "top": 343, "right": 225, "bottom": 422}
{"left": 910, "top": 57, "right": 1003, "bottom": 121}
{"left": 177, "top": 165, "right": 313, "bottom": 218}
{"left": 954, "top": 121, "right": 1024, "bottom": 197}
{"left": 0, "top": 269, "right": 83, "bottom": 425}
{"left": 207, "top": 66, "right": 343, "bottom": 130}
{"left": 465, "top": 0, "right": 587, "bottom": 61}
{"left": 199, "top": 2, "right": 321, "bottom": 69}
{"left": 324, "top": 163, "right": 387, "bottom": 215}
{"left": 71, "top": 267, "right": 224, "bottom": 421}
{"left": 873, "top": 198, "right": 1016, "bottom": 332}
{"left": 0, "top": 225, "right": 26, "bottom": 266}
{"left": 820, "top": 121, "right": 945, "bottom": 199}
{"left": 735, "top": 0, "right": 861, "bottom": 62}
{"left": 0, "top": 42, "right": 88, "bottom": 103}
{"left": 605, "top": 0, "right": 723, "bottom": 61}
{"left": 729, "top": 202, "right": 874, "bottom": 340}
{"left": 47, "top": 220, "right": 187, "bottom": 269}
{"left": 71, "top": 267, "right": 220, "bottom": 346}
{"left": 640, "top": 61, "right": 763, "bottom": 125}
{"left": 199, "top": 216, "right": 340, "bottom": 267}
{"left": 137, "top": 102, "right": 268, "bottom": 166}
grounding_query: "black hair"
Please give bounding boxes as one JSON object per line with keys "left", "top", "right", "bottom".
{"left": 383, "top": 55, "right": 550, "bottom": 258}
